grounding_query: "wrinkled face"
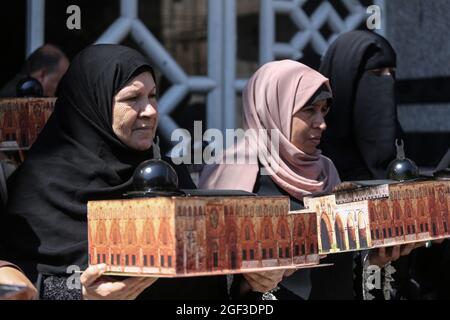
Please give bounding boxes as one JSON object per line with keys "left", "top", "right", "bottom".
{"left": 112, "top": 72, "right": 159, "bottom": 151}
{"left": 290, "top": 99, "right": 329, "bottom": 155}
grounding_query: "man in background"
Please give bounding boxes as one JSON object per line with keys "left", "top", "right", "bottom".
{"left": 0, "top": 44, "right": 69, "bottom": 98}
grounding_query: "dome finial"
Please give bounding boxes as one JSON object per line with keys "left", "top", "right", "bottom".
{"left": 387, "top": 139, "right": 419, "bottom": 181}
{"left": 153, "top": 136, "right": 161, "bottom": 160}
{"left": 395, "top": 139, "right": 405, "bottom": 160}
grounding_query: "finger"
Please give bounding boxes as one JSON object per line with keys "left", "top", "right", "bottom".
{"left": 284, "top": 269, "right": 296, "bottom": 277}
{"left": 247, "top": 271, "right": 284, "bottom": 281}
{"left": 244, "top": 272, "right": 282, "bottom": 292}
{"left": 88, "top": 281, "right": 127, "bottom": 299}
{"left": 246, "top": 278, "right": 274, "bottom": 293}
{"left": 126, "top": 278, "right": 158, "bottom": 300}
{"left": 81, "top": 264, "right": 106, "bottom": 287}
{"left": 377, "top": 247, "right": 386, "bottom": 259}
{"left": 243, "top": 274, "right": 274, "bottom": 292}
{"left": 258, "top": 270, "right": 286, "bottom": 281}
{"left": 385, "top": 246, "right": 394, "bottom": 258}
{"left": 92, "top": 277, "right": 148, "bottom": 300}
{"left": 400, "top": 243, "right": 416, "bottom": 256}
{"left": 433, "top": 239, "right": 445, "bottom": 245}
{"left": 25, "top": 287, "right": 38, "bottom": 300}
{"left": 121, "top": 276, "right": 149, "bottom": 286}
{"left": 243, "top": 273, "right": 263, "bottom": 284}
{"left": 390, "top": 246, "right": 401, "bottom": 261}
{"left": 415, "top": 242, "right": 426, "bottom": 248}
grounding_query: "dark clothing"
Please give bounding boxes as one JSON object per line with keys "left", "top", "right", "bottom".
{"left": 319, "top": 30, "right": 402, "bottom": 181}
{"left": 405, "top": 241, "right": 450, "bottom": 300}
{"left": 0, "top": 73, "right": 24, "bottom": 98}
{"left": 0, "top": 44, "right": 227, "bottom": 300}
{"left": 250, "top": 170, "right": 355, "bottom": 300}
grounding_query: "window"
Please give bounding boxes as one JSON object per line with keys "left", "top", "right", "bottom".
{"left": 285, "top": 247, "right": 290, "bottom": 258}
{"left": 444, "top": 222, "right": 448, "bottom": 233}
{"left": 400, "top": 226, "right": 404, "bottom": 235}
{"left": 144, "top": 255, "right": 147, "bottom": 266}
{"left": 388, "top": 229, "right": 392, "bottom": 238}
{"left": 383, "top": 229, "right": 387, "bottom": 238}
{"left": 407, "top": 225, "right": 411, "bottom": 234}
{"left": 420, "top": 224, "right": 423, "bottom": 233}
{"left": 297, "top": 224, "right": 303, "bottom": 237}
{"left": 150, "top": 255, "right": 155, "bottom": 266}
{"left": 242, "top": 250, "right": 247, "bottom": 261}
{"left": 371, "top": 230, "right": 374, "bottom": 239}
{"left": 412, "top": 225, "right": 416, "bottom": 234}
{"left": 269, "top": 248, "right": 274, "bottom": 259}
{"left": 395, "top": 227, "right": 399, "bottom": 236}
{"left": 281, "top": 225, "right": 286, "bottom": 239}
{"left": 279, "top": 248, "right": 283, "bottom": 258}
{"left": 310, "top": 244, "right": 315, "bottom": 254}
{"left": 97, "top": 254, "right": 101, "bottom": 264}
{"left": 125, "top": 255, "right": 129, "bottom": 266}
{"left": 249, "top": 249, "right": 255, "bottom": 260}
{"left": 376, "top": 229, "right": 380, "bottom": 239}
{"left": 262, "top": 249, "right": 267, "bottom": 259}
{"left": 117, "top": 254, "right": 121, "bottom": 265}
{"left": 301, "top": 245, "right": 305, "bottom": 255}
{"left": 161, "top": 256, "right": 165, "bottom": 267}
{"left": 111, "top": 254, "right": 114, "bottom": 265}
{"left": 213, "top": 253, "right": 219, "bottom": 267}
{"left": 245, "top": 226, "right": 250, "bottom": 241}
{"left": 295, "top": 245, "right": 299, "bottom": 256}
{"left": 168, "top": 256, "right": 172, "bottom": 268}
{"left": 231, "top": 251, "right": 237, "bottom": 269}
{"left": 132, "top": 255, "right": 136, "bottom": 266}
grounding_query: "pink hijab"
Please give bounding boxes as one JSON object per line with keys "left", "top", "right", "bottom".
{"left": 199, "top": 60, "right": 341, "bottom": 200}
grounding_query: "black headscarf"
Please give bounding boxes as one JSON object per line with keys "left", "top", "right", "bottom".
{"left": 1, "top": 45, "right": 162, "bottom": 278}
{"left": 319, "top": 30, "right": 402, "bottom": 181}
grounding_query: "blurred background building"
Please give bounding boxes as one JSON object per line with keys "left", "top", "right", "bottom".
{"left": 0, "top": 0, "right": 449, "bottom": 171}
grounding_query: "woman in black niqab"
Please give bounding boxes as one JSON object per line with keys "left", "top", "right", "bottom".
{"left": 319, "top": 30, "right": 402, "bottom": 181}
{"left": 317, "top": 31, "right": 420, "bottom": 301}
{"left": 0, "top": 44, "right": 226, "bottom": 300}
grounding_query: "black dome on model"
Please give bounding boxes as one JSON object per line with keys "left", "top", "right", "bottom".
{"left": 132, "top": 159, "right": 179, "bottom": 193}
{"left": 16, "top": 76, "right": 43, "bottom": 97}
{"left": 387, "top": 158, "right": 420, "bottom": 181}
{"left": 387, "top": 139, "right": 420, "bottom": 181}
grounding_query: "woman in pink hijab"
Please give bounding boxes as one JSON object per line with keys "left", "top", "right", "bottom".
{"left": 200, "top": 60, "right": 339, "bottom": 199}
{"left": 199, "top": 60, "right": 341, "bottom": 299}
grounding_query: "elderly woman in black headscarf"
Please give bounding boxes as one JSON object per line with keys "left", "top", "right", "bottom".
{"left": 0, "top": 44, "right": 227, "bottom": 300}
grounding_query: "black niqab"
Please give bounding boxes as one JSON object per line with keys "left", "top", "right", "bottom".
{"left": 319, "top": 30, "right": 402, "bottom": 181}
